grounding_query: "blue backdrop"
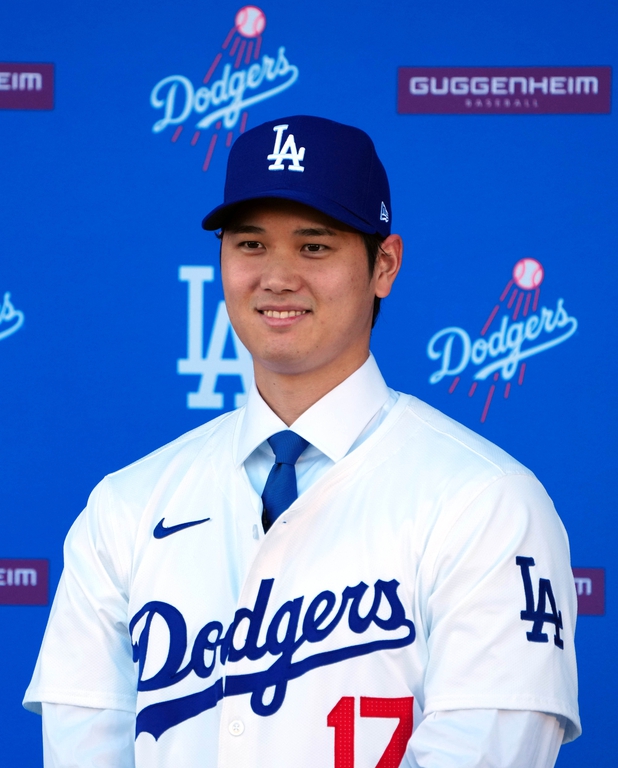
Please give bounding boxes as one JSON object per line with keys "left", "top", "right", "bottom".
{"left": 1, "top": 1, "right": 615, "bottom": 764}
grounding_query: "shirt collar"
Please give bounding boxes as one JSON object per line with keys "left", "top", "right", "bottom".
{"left": 235, "top": 354, "right": 390, "bottom": 466}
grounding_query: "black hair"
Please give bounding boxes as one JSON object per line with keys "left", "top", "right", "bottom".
{"left": 360, "top": 232, "right": 386, "bottom": 328}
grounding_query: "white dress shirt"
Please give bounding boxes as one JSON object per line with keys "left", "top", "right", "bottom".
{"left": 239, "top": 351, "right": 398, "bottom": 499}
{"left": 41, "top": 355, "right": 565, "bottom": 767}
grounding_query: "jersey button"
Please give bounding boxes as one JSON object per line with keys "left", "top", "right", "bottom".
{"left": 228, "top": 719, "right": 244, "bottom": 736}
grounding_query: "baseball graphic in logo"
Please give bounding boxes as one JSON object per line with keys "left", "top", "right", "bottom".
{"left": 235, "top": 6, "right": 266, "bottom": 37}
{"left": 513, "top": 258, "right": 544, "bottom": 290}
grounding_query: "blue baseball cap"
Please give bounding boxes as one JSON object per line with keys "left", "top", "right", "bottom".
{"left": 202, "top": 115, "right": 392, "bottom": 237}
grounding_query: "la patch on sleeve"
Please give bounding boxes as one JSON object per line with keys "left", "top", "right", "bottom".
{"left": 516, "top": 556, "right": 564, "bottom": 649}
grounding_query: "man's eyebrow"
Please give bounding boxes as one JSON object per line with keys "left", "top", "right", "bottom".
{"left": 225, "top": 224, "right": 338, "bottom": 236}
{"left": 225, "top": 224, "right": 266, "bottom": 234}
{"left": 293, "top": 227, "right": 337, "bottom": 237}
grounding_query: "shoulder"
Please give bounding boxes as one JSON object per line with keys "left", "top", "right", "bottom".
{"left": 66, "top": 408, "right": 244, "bottom": 582}
{"left": 80, "top": 408, "right": 243, "bottom": 535}
{"left": 104, "top": 408, "right": 241, "bottom": 496}
{"left": 395, "top": 393, "right": 532, "bottom": 481}
{"left": 366, "top": 393, "right": 545, "bottom": 530}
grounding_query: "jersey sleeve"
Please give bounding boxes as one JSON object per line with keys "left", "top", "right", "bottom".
{"left": 419, "top": 472, "right": 580, "bottom": 742}
{"left": 409, "top": 709, "right": 565, "bottom": 768}
{"left": 42, "top": 704, "right": 136, "bottom": 768}
{"left": 24, "top": 478, "right": 137, "bottom": 714}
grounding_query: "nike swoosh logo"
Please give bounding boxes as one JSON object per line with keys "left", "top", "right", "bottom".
{"left": 153, "top": 517, "right": 211, "bottom": 539}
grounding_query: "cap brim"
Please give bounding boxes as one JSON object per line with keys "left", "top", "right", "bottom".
{"left": 201, "top": 189, "right": 381, "bottom": 235}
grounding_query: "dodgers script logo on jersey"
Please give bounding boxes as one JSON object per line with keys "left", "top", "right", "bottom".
{"left": 0, "top": 291, "right": 24, "bottom": 341}
{"left": 426, "top": 258, "right": 578, "bottom": 422}
{"left": 150, "top": 6, "right": 299, "bottom": 171}
{"left": 129, "top": 577, "right": 415, "bottom": 739}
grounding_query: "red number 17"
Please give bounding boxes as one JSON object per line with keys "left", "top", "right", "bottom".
{"left": 327, "top": 696, "right": 414, "bottom": 768}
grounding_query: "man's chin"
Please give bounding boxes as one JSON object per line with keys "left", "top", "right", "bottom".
{"left": 253, "top": 347, "right": 325, "bottom": 378}
{"left": 256, "top": 356, "right": 312, "bottom": 377}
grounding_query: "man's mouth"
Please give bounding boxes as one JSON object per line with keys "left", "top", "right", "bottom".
{"left": 260, "top": 310, "right": 309, "bottom": 319}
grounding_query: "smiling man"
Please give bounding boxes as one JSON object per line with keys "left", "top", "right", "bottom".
{"left": 25, "top": 116, "right": 579, "bottom": 768}
{"left": 219, "top": 198, "right": 401, "bottom": 426}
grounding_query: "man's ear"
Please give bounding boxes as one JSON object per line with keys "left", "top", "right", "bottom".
{"left": 375, "top": 234, "right": 403, "bottom": 299}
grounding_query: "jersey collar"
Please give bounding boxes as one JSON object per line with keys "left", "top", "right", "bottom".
{"left": 235, "top": 354, "right": 390, "bottom": 467}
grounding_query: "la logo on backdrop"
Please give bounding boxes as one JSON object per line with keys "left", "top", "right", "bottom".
{"left": 427, "top": 259, "right": 578, "bottom": 422}
{"left": 150, "top": 6, "right": 299, "bottom": 171}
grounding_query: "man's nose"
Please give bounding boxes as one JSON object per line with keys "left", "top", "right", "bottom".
{"left": 260, "top": 251, "right": 302, "bottom": 292}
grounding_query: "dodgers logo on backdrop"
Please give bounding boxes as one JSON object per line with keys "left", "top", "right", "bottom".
{"left": 0, "top": 292, "right": 24, "bottom": 341}
{"left": 426, "top": 259, "right": 578, "bottom": 422}
{"left": 150, "top": 6, "right": 299, "bottom": 171}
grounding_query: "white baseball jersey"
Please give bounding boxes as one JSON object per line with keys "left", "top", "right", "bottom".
{"left": 25, "top": 393, "right": 580, "bottom": 768}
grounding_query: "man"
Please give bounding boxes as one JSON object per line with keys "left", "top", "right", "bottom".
{"left": 25, "top": 115, "right": 579, "bottom": 767}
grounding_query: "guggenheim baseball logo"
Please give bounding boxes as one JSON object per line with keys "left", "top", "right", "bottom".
{"left": 150, "top": 6, "right": 299, "bottom": 171}
{"left": 398, "top": 66, "right": 611, "bottom": 114}
{"left": 0, "top": 63, "right": 54, "bottom": 110}
{"left": 427, "top": 259, "right": 578, "bottom": 422}
{"left": 572, "top": 568, "right": 604, "bottom": 616}
{"left": 0, "top": 559, "right": 49, "bottom": 606}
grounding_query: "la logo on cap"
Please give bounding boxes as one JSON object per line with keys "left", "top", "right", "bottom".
{"left": 267, "top": 124, "right": 305, "bottom": 172}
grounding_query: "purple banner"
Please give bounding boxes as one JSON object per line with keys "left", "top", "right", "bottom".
{"left": 0, "top": 63, "right": 54, "bottom": 110}
{"left": 573, "top": 567, "right": 605, "bottom": 616}
{"left": 0, "top": 559, "right": 49, "bottom": 605}
{"left": 397, "top": 66, "right": 611, "bottom": 114}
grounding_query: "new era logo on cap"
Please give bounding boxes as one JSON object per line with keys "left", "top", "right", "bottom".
{"left": 202, "top": 115, "right": 392, "bottom": 237}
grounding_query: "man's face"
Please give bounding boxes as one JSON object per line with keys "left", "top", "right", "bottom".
{"left": 220, "top": 199, "right": 398, "bottom": 384}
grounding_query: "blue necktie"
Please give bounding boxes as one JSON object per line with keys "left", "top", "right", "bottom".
{"left": 261, "top": 430, "right": 309, "bottom": 531}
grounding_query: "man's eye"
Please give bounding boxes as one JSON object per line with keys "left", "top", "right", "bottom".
{"left": 304, "top": 243, "right": 326, "bottom": 253}
{"left": 241, "top": 241, "right": 263, "bottom": 249}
